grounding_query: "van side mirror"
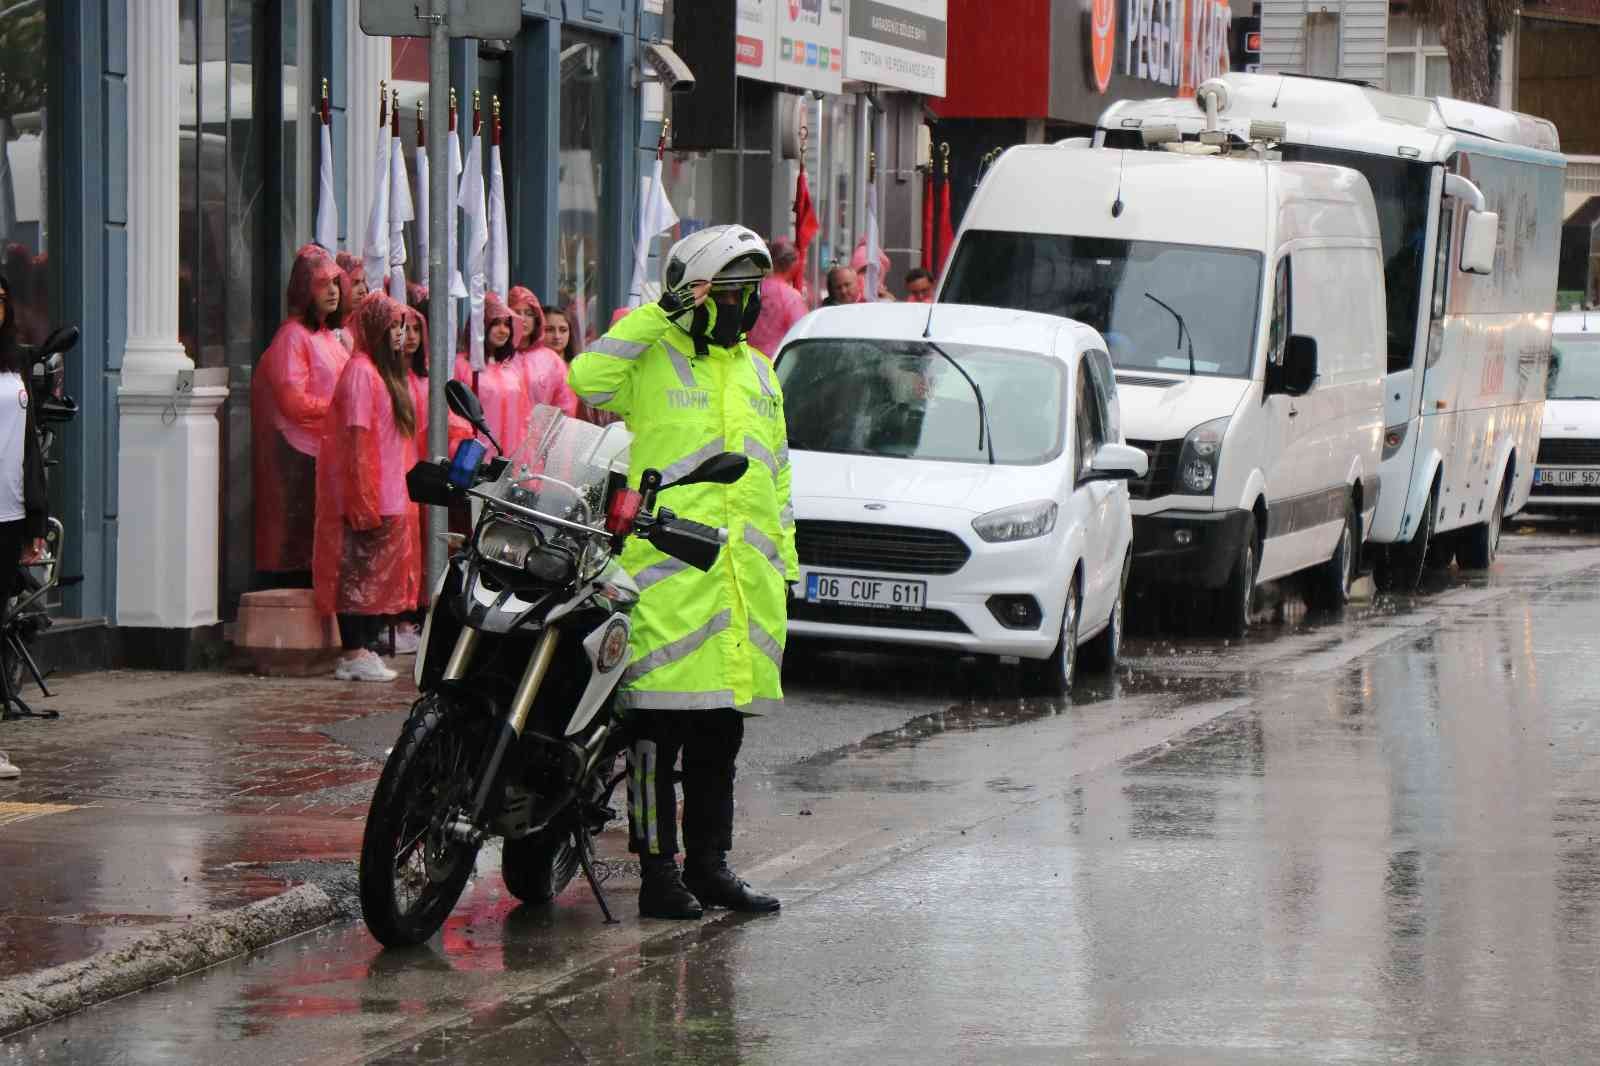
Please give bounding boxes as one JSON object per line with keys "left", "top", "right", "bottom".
{"left": 1460, "top": 210, "right": 1498, "bottom": 275}
{"left": 1280, "top": 334, "right": 1318, "bottom": 396}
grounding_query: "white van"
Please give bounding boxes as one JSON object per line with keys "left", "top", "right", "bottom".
{"left": 940, "top": 145, "right": 1386, "bottom": 635}
{"left": 1097, "top": 74, "right": 1567, "bottom": 583}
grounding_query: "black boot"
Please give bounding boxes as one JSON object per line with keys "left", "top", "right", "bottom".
{"left": 683, "top": 854, "right": 780, "bottom": 913}
{"left": 638, "top": 857, "right": 703, "bottom": 920}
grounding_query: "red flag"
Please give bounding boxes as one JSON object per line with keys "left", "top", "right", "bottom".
{"left": 936, "top": 171, "right": 955, "bottom": 273}
{"left": 921, "top": 170, "right": 934, "bottom": 272}
{"left": 793, "top": 166, "right": 820, "bottom": 260}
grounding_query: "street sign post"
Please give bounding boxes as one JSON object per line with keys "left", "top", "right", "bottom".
{"left": 359, "top": 0, "right": 521, "bottom": 588}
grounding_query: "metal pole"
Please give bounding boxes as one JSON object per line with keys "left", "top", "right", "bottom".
{"left": 425, "top": 0, "right": 451, "bottom": 588}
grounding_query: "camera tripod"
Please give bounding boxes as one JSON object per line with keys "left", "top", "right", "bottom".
{"left": 0, "top": 518, "right": 63, "bottom": 721}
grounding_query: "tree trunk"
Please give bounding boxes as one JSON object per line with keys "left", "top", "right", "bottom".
{"left": 1414, "top": 0, "right": 1509, "bottom": 105}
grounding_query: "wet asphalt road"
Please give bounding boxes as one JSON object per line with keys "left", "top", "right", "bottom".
{"left": 7, "top": 521, "right": 1600, "bottom": 1063}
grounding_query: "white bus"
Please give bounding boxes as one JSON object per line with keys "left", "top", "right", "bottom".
{"left": 1096, "top": 74, "right": 1566, "bottom": 587}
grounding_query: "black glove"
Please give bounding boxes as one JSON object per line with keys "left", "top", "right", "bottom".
{"left": 658, "top": 287, "right": 694, "bottom": 316}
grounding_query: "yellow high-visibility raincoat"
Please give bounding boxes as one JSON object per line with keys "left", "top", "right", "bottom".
{"left": 569, "top": 300, "right": 797, "bottom": 713}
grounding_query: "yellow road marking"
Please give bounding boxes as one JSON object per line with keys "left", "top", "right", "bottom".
{"left": 0, "top": 801, "right": 82, "bottom": 827}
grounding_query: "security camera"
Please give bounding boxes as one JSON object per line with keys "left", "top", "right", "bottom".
{"left": 642, "top": 42, "right": 695, "bottom": 94}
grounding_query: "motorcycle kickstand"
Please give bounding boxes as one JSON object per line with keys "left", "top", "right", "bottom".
{"left": 574, "top": 825, "right": 617, "bottom": 925}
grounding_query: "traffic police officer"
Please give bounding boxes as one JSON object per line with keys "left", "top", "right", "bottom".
{"left": 569, "top": 225, "right": 796, "bottom": 919}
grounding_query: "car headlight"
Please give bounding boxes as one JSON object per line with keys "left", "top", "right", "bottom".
{"left": 1178, "top": 416, "right": 1229, "bottom": 495}
{"left": 972, "top": 500, "right": 1059, "bottom": 543}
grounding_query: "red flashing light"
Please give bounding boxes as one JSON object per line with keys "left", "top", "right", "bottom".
{"left": 606, "top": 489, "right": 643, "bottom": 534}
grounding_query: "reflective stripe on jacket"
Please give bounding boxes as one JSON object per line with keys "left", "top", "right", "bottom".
{"left": 569, "top": 301, "right": 797, "bottom": 713}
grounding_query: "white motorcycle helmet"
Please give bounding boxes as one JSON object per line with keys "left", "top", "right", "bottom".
{"left": 662, "top": 225, "right": 773, "bottom": 298}
{"left": 659, "top": 225, "right": 773, "bottom": 351}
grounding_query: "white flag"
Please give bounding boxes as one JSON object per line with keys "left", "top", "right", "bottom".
{"left": 448, "top": 128, "right": 466, "bottom": 300}
{"left": 628, "top": 157, "right": 679, "bottom": 308}
{"left": 415, "top": 143, "right": 429, "bottom": 289}
{"left": 487, "top": 142, "right": 509, "bottom": 299}
{"left": 388, "top": 133, "right": 414, "bottom": 303}
{"left": 362, "top": 121, "right": 391, "bottom": 301}
{"left": 458, "top": 127, "right": 489, "bottom": 371}
{"left": 863, "top": 174, "right": 881, "bottom": 304}
{"left": 315, "top": 119, "right": 338, "bottom": 252}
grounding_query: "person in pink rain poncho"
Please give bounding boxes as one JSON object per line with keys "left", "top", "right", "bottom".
{"left": 508, "top": 285, "right": 578, "bottom": 417}
{"left": 252, "top": 244, "right": 351, "bottom": 585}
{"left": 314, "top": 292, "right": 422, "bottom": 683}
{"left": 454, "top": 291, "right": 533, "bottom": 456}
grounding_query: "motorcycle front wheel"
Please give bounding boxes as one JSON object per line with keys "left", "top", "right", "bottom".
{"left": 359, "top": 694, "right": 485, "bottom": 947}
{"left": 501, "top": 829, "right": 580, "bottom": 904}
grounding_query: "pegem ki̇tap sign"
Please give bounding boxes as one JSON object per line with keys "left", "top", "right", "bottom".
{"left": 1087, "top": 0, "right": 1233, "bottom": 96}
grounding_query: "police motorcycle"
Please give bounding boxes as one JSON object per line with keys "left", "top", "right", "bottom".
{"left": 358, "top": 382, "right": 747, "bottom": 948}
{"left": 1, "top": 324, "right": 80, "bottom": 721}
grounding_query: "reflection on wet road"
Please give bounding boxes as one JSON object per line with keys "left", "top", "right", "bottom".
{"left": 7, "top": 528, "right": 1600, "bottom": 1063}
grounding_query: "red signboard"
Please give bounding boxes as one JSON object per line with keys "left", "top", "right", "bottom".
{"left": 737, "top": 35, "right": 765, "bottom": 67}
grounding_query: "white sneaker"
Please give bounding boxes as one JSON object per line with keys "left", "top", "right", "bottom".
{"left": 393, "top": 624, "right": 421, "bottom": 656}
{"left": 334, "top": 650, "right": 399, "bottom": 683}
{"left": 0, "top": 750, "right": 19, "bottom": 779}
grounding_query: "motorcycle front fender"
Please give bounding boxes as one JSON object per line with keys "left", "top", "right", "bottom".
{"left": 565, "top": 613, "right": 631, "bottom": 737}
{"left": 416, "top": 557, "right": 466, "bottom": 690}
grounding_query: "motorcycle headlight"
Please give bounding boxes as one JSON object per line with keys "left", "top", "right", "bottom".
{"left": 1178, "top": 416, "right": 1229, "bottom": 495}
{"left": 475, "top": 520, "right": 577, "bottom": 583}
{"left": 972, "top": 500, "right": 1059, "bottom": 543}
{"left": 476, "top": 519, "right": 537, "bottom": 570}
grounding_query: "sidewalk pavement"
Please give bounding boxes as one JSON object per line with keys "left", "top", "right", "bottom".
{"left": 0, "top": 664, "right": 419, "bottom": 988}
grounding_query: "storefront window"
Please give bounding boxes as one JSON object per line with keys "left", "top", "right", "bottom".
{"left": 179, "top": 0, "right": 310, "bottom": 617}
{"left": 0, "top": 0, "right": 50, "bottom": 344}
{"left": 559, "top": 28, "right": 611, "bottom": 344}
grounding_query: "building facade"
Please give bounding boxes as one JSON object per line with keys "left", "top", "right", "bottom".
{"left": 3, "top": 0, "right": 948, "bottom": 665}
{"left": 929, "top": 0, "right": 1251, "bottom": 233}
{"left": 5, "top": 0, "right": 669, "bottom": 665}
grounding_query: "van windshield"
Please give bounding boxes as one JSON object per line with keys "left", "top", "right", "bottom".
{"left": 776, "top": 339, "right": 1066, "bottom": 465}
{"left": 1278, "top": 146, "right": 1433, "bottom": 375}
{"left": 942, "top": 231, "right": 1262, "bottom": 379}
{"left": 1549, "top": 335, "right": 1600, "bottom": 400}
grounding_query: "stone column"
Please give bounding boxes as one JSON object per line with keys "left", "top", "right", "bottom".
{"left": 346, "top": 9, "right": 390, "bottom": 261}
{"left": 116, "top": 0, "right": 228, "bottom": 636}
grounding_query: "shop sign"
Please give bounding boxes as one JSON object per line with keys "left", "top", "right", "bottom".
{"left": 1083, "top": 0, "right": 1232, "bottom": 95}
{"left": 778, "top": 0, "right": 845, "bottom": 94}
{"left": 739, "top": 0, "right": 844, "bottom": 94}
{"left": 738, "top": 0, "right": 779, "bottom": 82}
{"left": 845, "top": 0, "right": 947, "bottom": 96}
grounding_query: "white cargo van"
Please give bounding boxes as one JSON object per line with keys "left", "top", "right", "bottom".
{"left": 941, "top": 145, "right": 1386, "bottom": 635}
{"left": 1097, "top": 74, "right": 1567, "bottom": 583}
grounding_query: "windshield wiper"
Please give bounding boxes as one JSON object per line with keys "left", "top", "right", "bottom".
{"left": 1144, "top": 291, "right": 1197, "bottom": 376}
{"left": 923, "top": 341, "right": 996, "bottom": 464}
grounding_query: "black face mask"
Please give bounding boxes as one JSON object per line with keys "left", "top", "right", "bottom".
{"left": 710, "top": 297, "right": 744, "bottom": 349}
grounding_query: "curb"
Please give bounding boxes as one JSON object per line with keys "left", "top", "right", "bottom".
{"left": 0, "top": 883, "right": 339, "bottom": 1037}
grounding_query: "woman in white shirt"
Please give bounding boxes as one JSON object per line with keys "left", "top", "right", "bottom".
{"left": 0, "top": 275, "right": 50, "bottom": 778}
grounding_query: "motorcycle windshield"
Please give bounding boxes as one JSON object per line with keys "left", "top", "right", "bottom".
{"left": 486, "top": 404, "right": 632, "bottom": 528}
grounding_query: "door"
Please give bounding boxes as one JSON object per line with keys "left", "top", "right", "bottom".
{"left": 1073, "top": 354, "right": 1118, "bottom": 628}
{"left": 1257, "top": 253, "right": 1311, "bottom": 582}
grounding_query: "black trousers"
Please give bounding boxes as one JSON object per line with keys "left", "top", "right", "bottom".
{"left": 0, "top": 519, "right": 26, "bottom": 603}
{"left": 338, "top": 613, "right": 384, "bottom": 652}
{"left": 625, "top": 707, "right": 744, "bottom": 859}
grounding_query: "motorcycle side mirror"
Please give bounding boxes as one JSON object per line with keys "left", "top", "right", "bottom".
{"left": 664, "top": 453, "right": 749, "bottom": 490}
{"left": 444, "top": 379, "right": 503, "bottom": 455}
{"left": 39, "top": 326, "right": 80, "bottom": 357}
